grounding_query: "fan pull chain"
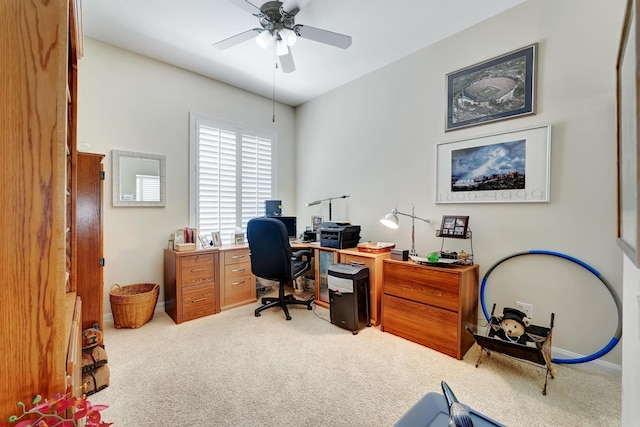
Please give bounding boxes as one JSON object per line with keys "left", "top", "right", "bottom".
{"left": 272, "top": 38, "right": 277, "bottom": 123}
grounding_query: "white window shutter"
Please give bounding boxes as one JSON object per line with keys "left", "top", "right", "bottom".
{"left": 191, "top": 115, "right": 273, "bottom": 245}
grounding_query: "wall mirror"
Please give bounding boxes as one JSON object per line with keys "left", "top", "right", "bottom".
{"left": 112, "top": 150, "right": 166, "bottom": 207}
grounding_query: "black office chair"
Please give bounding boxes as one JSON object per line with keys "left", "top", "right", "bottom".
{"left": 247, "top": 217, "right": 314, "bottom": 320}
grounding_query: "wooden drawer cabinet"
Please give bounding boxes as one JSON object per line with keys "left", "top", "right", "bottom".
{"left": 381, "top": 260, "right": 479, "bottom": 359}
{"left": 164, "top": 249, "right": 220, "bottom": 324}
{"left": 181, "top": 252, "right": 216, "bottom": 286}
{"left": 182, "top": 282, "right": 217, "bottom": 322}
{"left": 220, "top": 246, "right": 256, "bottom": 310}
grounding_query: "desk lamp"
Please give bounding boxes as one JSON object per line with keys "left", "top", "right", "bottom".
{"left": 380, "top": 204, "right": 430, "bottom": 256}
{"left": 306, "top": 195, "right": 350, "bottom": 221}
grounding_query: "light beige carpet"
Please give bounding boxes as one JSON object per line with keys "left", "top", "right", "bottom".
{"left": 94, "top": 290, "right": 620, "bottom": 426}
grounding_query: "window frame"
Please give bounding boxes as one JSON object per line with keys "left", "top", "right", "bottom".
{"left": 189, "top": 112, "right": 277, "bottom": 244}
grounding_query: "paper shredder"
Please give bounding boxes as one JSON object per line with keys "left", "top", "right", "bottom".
{"left": 328, "top": 263, "right": 370, "bottom": 334}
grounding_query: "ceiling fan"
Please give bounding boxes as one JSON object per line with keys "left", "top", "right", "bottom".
{"left": 212, "top": 0, "right": 352, "bottom": 73}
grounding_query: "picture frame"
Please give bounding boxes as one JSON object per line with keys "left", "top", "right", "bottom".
{"left": 211, "top": 231, "right": 222, "bottom": 247}
{"left": 311, "top": 215, "right": 324, "bottom": 231}
{"left": 234, "top": 233, "right": 245, "bottom": 245}
{"left": 198, "top": 235, "right": 211, "bottom": 249}
{"left": 439, "top": 215, "right": 470, "bottom": 239}
{"left": 435, "top": 124, "right": 551, "bottom": 204}
{"left": 446, "top": 43, "right": 537, "bottom": 131}
{"left": 616, "top": 0, "right": 640, "bottom": 266}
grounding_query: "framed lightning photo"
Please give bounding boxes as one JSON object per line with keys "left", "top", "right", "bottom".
{"left": 435, "top": 124, "right": 551, "bottom": 204}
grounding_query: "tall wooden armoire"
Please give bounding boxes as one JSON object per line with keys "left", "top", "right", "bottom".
{"left": 76, "top": 153, "right": 106, "bottom": 331}
{"left": 0, "top": 0, "right": 85, "bottom": 420}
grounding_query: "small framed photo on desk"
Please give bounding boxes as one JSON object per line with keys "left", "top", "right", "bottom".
{"left": 212, "top": 231, "right": 222, "bottom": 247}
{"left": 439, "top": 215, "right": 469, "bottom": 238}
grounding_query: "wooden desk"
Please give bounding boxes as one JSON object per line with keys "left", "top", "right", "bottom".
{"left": 291, "top": 242, "right": 337, "bottom": 308}
{"left": 291, "top": 242, "right": 390, "bottom": 326}
{"left": 381, "top": 260, "right": 479, "bottom": 360}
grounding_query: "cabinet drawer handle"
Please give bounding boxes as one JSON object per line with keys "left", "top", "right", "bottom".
{"left": 191, "top": 297, "right": 207, "bottom": 303}
{"left": 231, "top": 280, "right": 245, "bottom": 286}
{"left": 231, "top": 268, "right": 245, "bottom": 273}
{"left": 191, "top": 268, "right": 205, "bottom": 272}
{"left": 231, "top": 255, "right": 246, "bottom": 259}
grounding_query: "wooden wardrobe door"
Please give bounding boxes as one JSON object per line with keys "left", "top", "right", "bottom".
{"left": 76, "top": 152, "right": 105, "bottom": 331}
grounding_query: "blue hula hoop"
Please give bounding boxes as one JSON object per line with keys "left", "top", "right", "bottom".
{"left": 480, "top": 250, "right": 622, "bottom": 364}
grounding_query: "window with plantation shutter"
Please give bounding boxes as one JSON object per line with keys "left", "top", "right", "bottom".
{"left": 189, "top": 113, "right": 274, "bottom": 245}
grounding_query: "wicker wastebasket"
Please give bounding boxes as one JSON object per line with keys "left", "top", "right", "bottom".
{"left": 109, "top": 283, "right": 159, "bottom": 329}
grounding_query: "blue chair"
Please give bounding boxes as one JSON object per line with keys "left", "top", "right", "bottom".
{"left": 394, "top": 382, "right": 504, "bottom": 427}
{"left": 247, "top": 217, "right": 314, "bottom": 320}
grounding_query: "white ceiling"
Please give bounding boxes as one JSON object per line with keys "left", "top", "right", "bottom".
{"left": 82, "top": 0, "right": 525, "bottom": 106}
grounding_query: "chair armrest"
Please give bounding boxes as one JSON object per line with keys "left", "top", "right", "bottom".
{"left": 291, "top": 249, "right": 313, "bottom": 262}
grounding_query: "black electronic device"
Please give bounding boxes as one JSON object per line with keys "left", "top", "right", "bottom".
{"left": 439, "top": 251, "right": 458, "bottom": 260}
{"left": 265, "top": 200, "right": 282, "bottom": 216}
{"left": 320, "top": 223, "right": 361, "bottom": 249}
{"left": 391, "top": 248, "right": 409, "bottom": 261}
{"left": 328, "top": 263, "right": 370, "bottom": 334}
{"left": 303, "top": 230, "right": 318, "bottom": 242}
{"left": 267, "top": 215, "right": 296, "bottom": 239}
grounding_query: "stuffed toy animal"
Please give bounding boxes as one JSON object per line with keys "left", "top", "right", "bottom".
{"left": 491, "top": 307, "right": 536, "bottom": 347}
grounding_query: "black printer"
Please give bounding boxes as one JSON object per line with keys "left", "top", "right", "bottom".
{"left": 320, "top": 222, "right": 361, "bottom": 249}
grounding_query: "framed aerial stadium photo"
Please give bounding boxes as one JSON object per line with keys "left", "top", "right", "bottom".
{"left": 445, "top": 44, "right": 537, "bottom": 131}
{"left": 435, "top": 124, "right": 551, "bottom": 204}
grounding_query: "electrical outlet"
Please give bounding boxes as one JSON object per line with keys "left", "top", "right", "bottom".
{"left": 516, "top": 301, "right": 533, "bottom": 318}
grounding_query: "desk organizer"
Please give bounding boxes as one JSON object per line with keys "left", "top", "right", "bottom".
{"left": 466, "top": 303, "right": 556, "bottom": 395}
{"left": 175, "top": 242, "right": 196, "bottom": 251}
{"left": 357, "top": 242, "right": 395, "bottom": 253}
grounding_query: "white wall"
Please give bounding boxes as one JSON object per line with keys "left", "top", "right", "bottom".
{"left": 622, "top": 258, "right": 640, "bottom": 424}
{"left": 295, "top": 0, "right": 626, "bottom": 368}
{"left": 77, "top": 39, "right": 297, "bottom": 320}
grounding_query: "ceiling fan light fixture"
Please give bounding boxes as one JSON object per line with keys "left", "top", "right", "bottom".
{"left": 276, "top": 39, "right": 289, "bottom": 56}
{"left": 256, "top": 30, "right": 273, "bottom": 49}
{"left": 279, "top": 28, "right": 297, "bottom": 46}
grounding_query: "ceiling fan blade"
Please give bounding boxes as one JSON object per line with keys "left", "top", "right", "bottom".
{"left": 279, "top": 2, "right": 300, "bottom": 19}
{"left": 212, "top": 28, "right": 262, "bottom": 50}
{"left": 228, "top": 0, "right": 264, "bottom": 18}
{"left": 293, "top": 24, "right": 352, "bottom": 49}
{"left": 279, "top": 48, "right": 296, "bottom": 73}
{"left": 281, "top": 0, "right": 310, "bottom": 15}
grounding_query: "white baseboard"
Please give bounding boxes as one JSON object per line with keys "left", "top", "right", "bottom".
{"left": 551, "top": 347, "right": 621, "bottom": 375}
{"left": 104, "top": 301, "right": 166, "bottom": 325}
{"left": 474, "top": 325, "right": 621, "bottom": 376}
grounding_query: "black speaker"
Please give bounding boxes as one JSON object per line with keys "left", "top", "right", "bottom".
{"left": 265, "top": 200, "right": 282, "bottom": 216}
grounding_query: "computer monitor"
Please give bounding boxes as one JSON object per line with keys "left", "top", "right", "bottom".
{"left": 269, "top": 216, "right": 296, "bottom": 239}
